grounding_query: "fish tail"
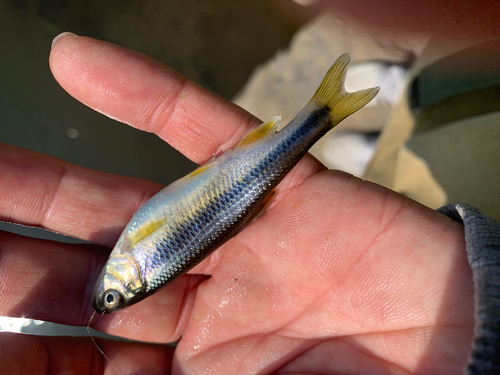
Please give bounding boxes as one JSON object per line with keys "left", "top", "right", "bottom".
{"left": 311, "top": 53, "right": 379, "bottom": 126}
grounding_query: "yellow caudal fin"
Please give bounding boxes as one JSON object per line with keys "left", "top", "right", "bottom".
{"left": 311, "top": 53, "right": 379, "bottom": 125}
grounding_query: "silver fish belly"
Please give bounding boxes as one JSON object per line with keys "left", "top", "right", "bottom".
{"left": 92, "top": 54, "right": 379, "bottom": 313}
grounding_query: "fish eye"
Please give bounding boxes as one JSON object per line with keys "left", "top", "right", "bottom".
{"left": 103, "top": 290, "right": 122, "bottom": 311}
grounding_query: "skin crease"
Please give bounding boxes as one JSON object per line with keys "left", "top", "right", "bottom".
{"left": 0, "top": 34, "right": 475, "bottom": 374}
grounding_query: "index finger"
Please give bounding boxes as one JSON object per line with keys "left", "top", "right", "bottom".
{"left": 49, "top": 34, "right": 259, "bottom": 164}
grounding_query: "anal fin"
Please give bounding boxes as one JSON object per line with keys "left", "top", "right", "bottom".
{"left": 250, "top": 190, "right": 276, "bottom": 223}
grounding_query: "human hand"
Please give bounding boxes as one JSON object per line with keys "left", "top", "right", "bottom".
{"left": 0, "top": 34, "right": 474, "bottom": 374}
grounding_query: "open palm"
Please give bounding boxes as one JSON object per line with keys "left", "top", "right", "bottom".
{"left": 0, "top": 35, "right": 474, "bottom": 375}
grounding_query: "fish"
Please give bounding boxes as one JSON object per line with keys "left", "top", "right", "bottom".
{"left": 92, "top": 53, "right": 379, "bottom": 313}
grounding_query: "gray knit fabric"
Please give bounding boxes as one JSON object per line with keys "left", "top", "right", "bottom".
{"left": 438, "top": 204, "right": 500, "bottom": 374}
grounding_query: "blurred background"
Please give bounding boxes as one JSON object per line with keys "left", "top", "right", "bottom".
{"left": 1, "top": 0, "right": 499, "bottom": 338}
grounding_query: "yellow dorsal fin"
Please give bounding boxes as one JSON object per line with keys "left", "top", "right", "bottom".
{"left": 128, "top": 219, "right": 166, "bottom": 245}
{"left": 311, "top": 53, "right": 379, "bottom": 125}
{"left": 183, "top": 162, "right": 214, "bottom": 180}
{"left": 236, "top": 116, "right": 281, "bottom": 148}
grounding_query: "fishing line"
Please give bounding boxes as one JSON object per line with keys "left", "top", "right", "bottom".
{"left": 87, "top": 311, "right": 123, "bottom": 375}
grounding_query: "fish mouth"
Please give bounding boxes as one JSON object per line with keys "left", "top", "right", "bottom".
{"left": 91, "top": 254, "right": 145, "bottom": 313}
{"left": 91, "top": 272, "right": 112, "bottom": 314}
{"left": 91, "top": 290, "right": 107, "bottom": 314}
{"left": 92, "top": 303, "right": 107, "bottom": 314}
{"left": 91, "top": 268, "right": 127, "bottom": 314}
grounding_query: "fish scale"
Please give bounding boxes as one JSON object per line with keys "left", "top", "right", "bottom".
{"left": 92, "top": 53, "right": 379, "bottom": 313}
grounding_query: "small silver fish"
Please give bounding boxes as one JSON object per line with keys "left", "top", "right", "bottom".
{"left": 92, "top": 54, "right": 378, "bottom": 313}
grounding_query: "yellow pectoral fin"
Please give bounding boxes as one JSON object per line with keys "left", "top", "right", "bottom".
{"left": 128, "top": 219, "right": 167, "bottom": 245}
{"left": 236, "top": 116, "right": 281, "bottom": 148}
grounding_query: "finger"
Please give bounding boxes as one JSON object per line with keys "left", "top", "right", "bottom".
{"left": 0, "top": 332, "right": 174, "bottom": 375}
{"left": 0, "top": 230, "right": 206, "bottom": 342}
{"left": 0, "top": 142, "right": 161, "bottom": 246}
{"left": 50, "top": 34, "right": 259, "bottom": 164}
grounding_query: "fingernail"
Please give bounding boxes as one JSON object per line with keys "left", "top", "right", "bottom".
{"left": 51, "top": 32, "right": 77, "bottom": 49}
